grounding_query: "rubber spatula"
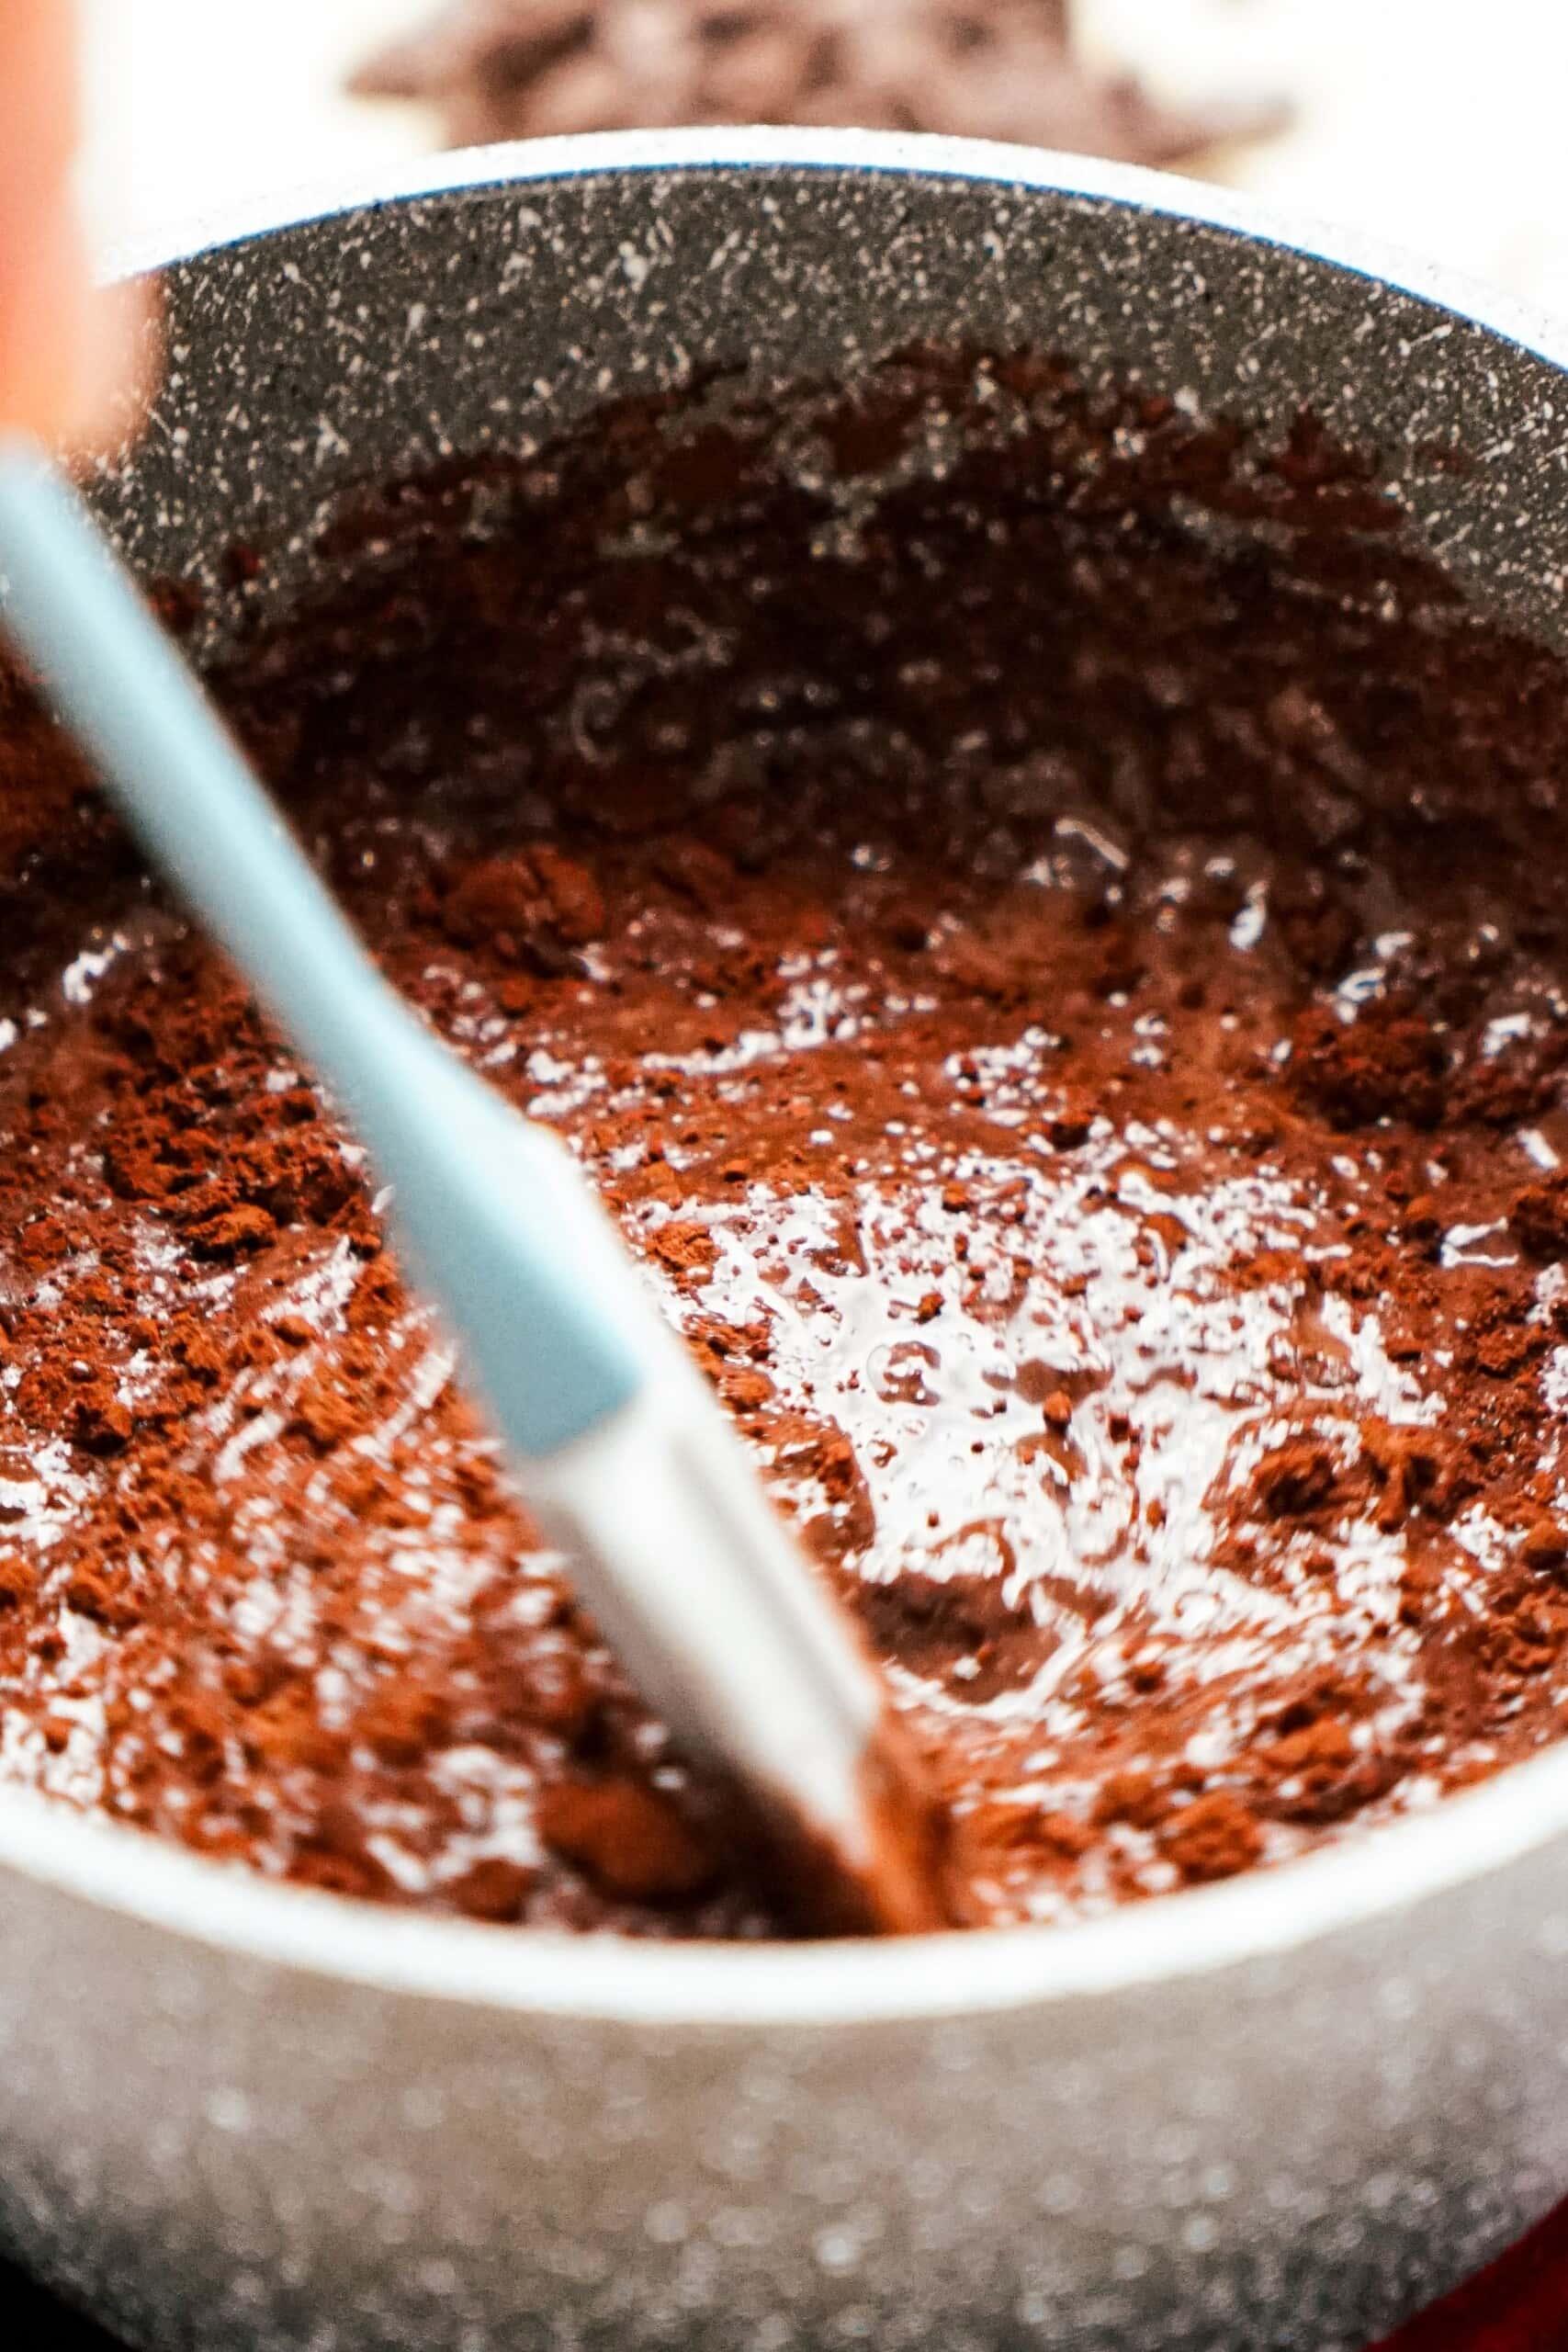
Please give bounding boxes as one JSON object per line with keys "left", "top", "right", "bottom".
{"left": 0, "top": 440, "right": 957, "bottom": 1936}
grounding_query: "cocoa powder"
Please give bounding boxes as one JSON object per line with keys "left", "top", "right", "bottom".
{"left": 2, "top": 349, "right": 1568, "bottom": 1933}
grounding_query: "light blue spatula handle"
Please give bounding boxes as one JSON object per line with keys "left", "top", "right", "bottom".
{"left": 0, "top": 439, "right": 642, "bottom": 1457}
{"left": 0, "top": 445, "right": 961, "bottom": 1930}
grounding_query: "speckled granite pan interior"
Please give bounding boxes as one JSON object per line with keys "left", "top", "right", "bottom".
{"left": 7, "top": 130, "right": 1568, "bottom": 2352}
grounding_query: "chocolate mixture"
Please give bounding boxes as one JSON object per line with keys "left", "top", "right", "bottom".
{"left": 2, "top": 351, "right": 1568, "bottom": 1937}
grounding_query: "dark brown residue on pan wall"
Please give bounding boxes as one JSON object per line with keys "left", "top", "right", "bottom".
{"left": 2, "top": 349, "right": 1568, "bottom": 1936}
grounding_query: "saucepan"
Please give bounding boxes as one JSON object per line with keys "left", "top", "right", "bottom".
{"left": 6, "top": 129, "right": 1568, "bottom": 2352}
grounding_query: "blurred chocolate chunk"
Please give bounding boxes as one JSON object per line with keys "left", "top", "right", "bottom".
{"left": 350, "top": 0, "right": 1285, "bottom": 166}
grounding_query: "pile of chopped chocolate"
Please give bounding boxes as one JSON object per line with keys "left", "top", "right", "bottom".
{"left": 350, "top": 0, "right": 1283, "bottom": 166}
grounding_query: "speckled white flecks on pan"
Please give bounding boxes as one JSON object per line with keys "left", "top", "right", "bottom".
{"left": 7, "top": 126, "right": 1568, "bottom": 2352}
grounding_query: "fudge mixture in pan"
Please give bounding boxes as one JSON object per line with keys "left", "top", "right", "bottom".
{"left": 2, "top": 351, "right": 1566, "bottom": 1936}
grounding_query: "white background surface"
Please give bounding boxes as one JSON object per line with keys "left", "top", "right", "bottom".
{"left": 78, "top": 0, "right": 1568, "bottom": 315}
